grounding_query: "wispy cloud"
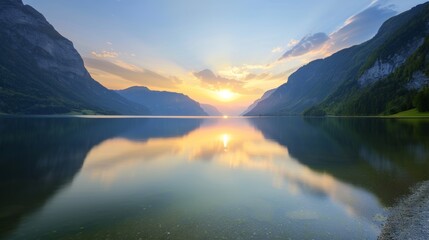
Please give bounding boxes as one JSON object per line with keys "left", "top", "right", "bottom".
{"left": 278, "top": 1, "right": 396, "bottom": 61}
{"left": 326, "top": 1, "right": 396, "bottom": 52}
{"left": 287, "top": 39, "right": 299, "bottom": 47}
{"left": 243, "top": 69, "right": 296, "bottom": 82}
{"left": 84, "top": 58, "right": 181, "bottom": 89}
{"left": 91, "top": 50, "right": 119, "bottom": 58}
{"left": 279, "top": 33, "right": 330, "bottom": 60}
{"left": 216, "top": 64, "right": 273, "bottom": 81}
{"left": 194, "top": 69, "right": 244, "bottom": 90}
{"left": 271, "top": 47, "right": 284, "bottom": 53}
{"left": 199, "top": 1, "right": 397, "bottom": 100}
{"left": 193, "top": 69, "right": 263, "bottom": 95}
{"left": 193, "top": 67, "right": 296, "bottom": 96}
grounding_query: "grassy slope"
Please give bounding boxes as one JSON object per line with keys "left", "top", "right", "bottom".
{"left": 391, "top": 108, "right": 429, "bottom": 117}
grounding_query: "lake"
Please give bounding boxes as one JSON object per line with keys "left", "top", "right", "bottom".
{"left": 1, "top": 116, "right": 428, "bottom": 240}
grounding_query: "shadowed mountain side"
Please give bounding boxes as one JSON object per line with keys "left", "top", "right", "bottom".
{"left": 241, "top": 89, "right": 276, "bottom": 116}
{"left": 113, "top": 118, "right": 203, "bottom": 141}
{"left": 250, "top": 118, "right": 355, "bottom": 165}
{"left": 116, "top": 87, "right": 208, "bottom": 116}
{"left": 249, "top": 117, "right": 429, "bottom": 206}
{"left": 0, "top": 117, "right": 202, "bottom": 239}
{"left": 0, "top": 0, "right": 149, "bottom": 115}
{"left": 246, "top": 3, "right": 429, "bottom": 116}
{"left": 200, "top": 104, "right": 223, "bottom": 116}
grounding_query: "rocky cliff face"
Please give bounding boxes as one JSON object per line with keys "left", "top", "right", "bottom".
{"left": 407, "top": 71, "right": 429, "bottom": 90}
{"left": 0, "top": 0, "right": 149, "bottom": 115}
{"left": 358, "top": 38, "right": 425, "bottom": 86}
{"left": 1, "top": 1, "right": 84, "bottom": 74}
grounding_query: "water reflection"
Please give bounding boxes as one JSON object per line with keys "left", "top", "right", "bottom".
{"left": 1, "top": 117, "right": 428, "bottom": 239}
{"left": 250, "top": 118, "right": 429, "bottom": 205}
{"left": 0, "top": 117, "right": 202, "bottom": 239}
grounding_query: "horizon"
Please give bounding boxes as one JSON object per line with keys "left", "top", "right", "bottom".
{"left": 23, "top": 0, "right": 427, "bottom": 115}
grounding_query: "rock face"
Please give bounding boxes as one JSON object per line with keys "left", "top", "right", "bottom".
{"left": 0, "top": 0, "right": 149, "bottom": 115}
{"left": 245, "top": 2, "right": 429, "bottom": 116}
{"left": 406, "top": 71, "right": 429, "bottom": 90}
{"left": 116, "top": 86, "right": 208, "bottom": 116}
{"left": 358, "top": 38, "right": 425, "bottom": 86}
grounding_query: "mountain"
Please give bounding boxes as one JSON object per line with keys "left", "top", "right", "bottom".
{"left": 241, "top": 88, "right": 275, "bottom": 115}
{"left": 201, "top": 104, "right": 222, "bottom": 116}
{"left": 245, "top": 2, "right": 429, "bottom": 116}
{"left": 311, "top": 5, "right": 429, "bottom": 116}
{"left": 116, "top": 86, "right": 208, "bottom": 116}
{"left": 0, "top": 0, "right": 149, "bottom": 115}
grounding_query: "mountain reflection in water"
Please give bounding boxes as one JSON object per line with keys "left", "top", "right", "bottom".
{"left": 1, "top": 117, "right": 428, "bottom": 240}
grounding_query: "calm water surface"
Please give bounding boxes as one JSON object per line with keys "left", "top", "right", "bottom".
{"left": 1, "top": 117, "right": 429, "bottom": 240}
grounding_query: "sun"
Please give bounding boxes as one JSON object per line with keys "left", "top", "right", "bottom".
{"left": 217, "top": 89, "right": 235, "bottom": 101}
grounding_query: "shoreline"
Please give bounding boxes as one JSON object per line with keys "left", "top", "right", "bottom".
{"left": 379, "top": 181, "right": 429, "bottom": 240}
{"left": 2, "top": 113, "right": 429, "bottom": 119}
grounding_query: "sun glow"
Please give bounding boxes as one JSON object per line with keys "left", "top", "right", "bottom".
{"left": 217, "top": 89, "right": 235, "bottom": 101}
{"left": 221, "top": 133, "right": 230, "bottom": 149}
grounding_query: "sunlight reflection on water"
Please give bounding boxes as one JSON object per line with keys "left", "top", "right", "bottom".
{"left": 1, "top": 117, "right": 429, "bottom": 240}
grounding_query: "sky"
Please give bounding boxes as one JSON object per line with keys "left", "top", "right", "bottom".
{"left": 24, "top": 0, "right": 428, "bottom": 115}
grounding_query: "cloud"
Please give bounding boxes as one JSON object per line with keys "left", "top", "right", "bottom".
{"left": 279, "top": 33, "right": 330, "bottom": 60}
{"left": 271, "top": 47, "right": 284, "bottom": 53}
{"left": 91, "top": 50, "right": 119, "bottom": 58}
{"left": 194, "top": 69, "right": 242, "bottom": 88}
{"left": 199, "top": 1, "right": 397, "bottom": 97}
{"left": 244, "top": 73, "right": 270, "bottom": 81}
{"left": 243, "top": 68, "right": 297, "bottom": 82}
{"left": 287, "top": 39, "right": 299, "bottom": 47}
{"left": 84, "top": 58, "right": 181, "bottom": 89}
{"left": 268, "top": 68, "right": 299, "bottom": 81}
{"left": 327, "top": 1, "right": 396, "bottom": 52}
{"left": 216, "top": 64, "right": 274, "bottom": 82}
{"left": 243, "top": 64, "right": 272, "bottom": 70}
{"left": 193, "top": 69, "right": 262, "bottom": 95}
{"left": 279, "top": 1, "right": 397, "bottom": 61}
{"left": 193, "top": 67, "right": 296, "bottom": 96}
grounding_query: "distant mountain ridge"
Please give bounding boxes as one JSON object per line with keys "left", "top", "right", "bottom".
{"left": 246, "top": 2, "right": 429, "bottom": 116}
{"left": 201, "top": 104, "right": 223, "bottom": 116}
{"left": 241, "top": 88, "right": 275, "bottom": 115}
{"left": 0, "top": 0, "right": 149, "bottom": 115}
{"left": 116, "top": 86, "right": 208, "bottom": 116}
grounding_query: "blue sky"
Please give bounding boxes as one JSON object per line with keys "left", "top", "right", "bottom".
{"left": 23, "top": 0, "right": 428, "bottom": 114}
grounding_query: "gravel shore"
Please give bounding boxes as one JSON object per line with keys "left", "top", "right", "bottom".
{"left": 379, "top": 181, "right": 429, "bottom": 240}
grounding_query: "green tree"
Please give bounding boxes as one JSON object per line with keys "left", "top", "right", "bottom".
{"left": 414, "top": 87, "right": 429, "bottom": 112}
